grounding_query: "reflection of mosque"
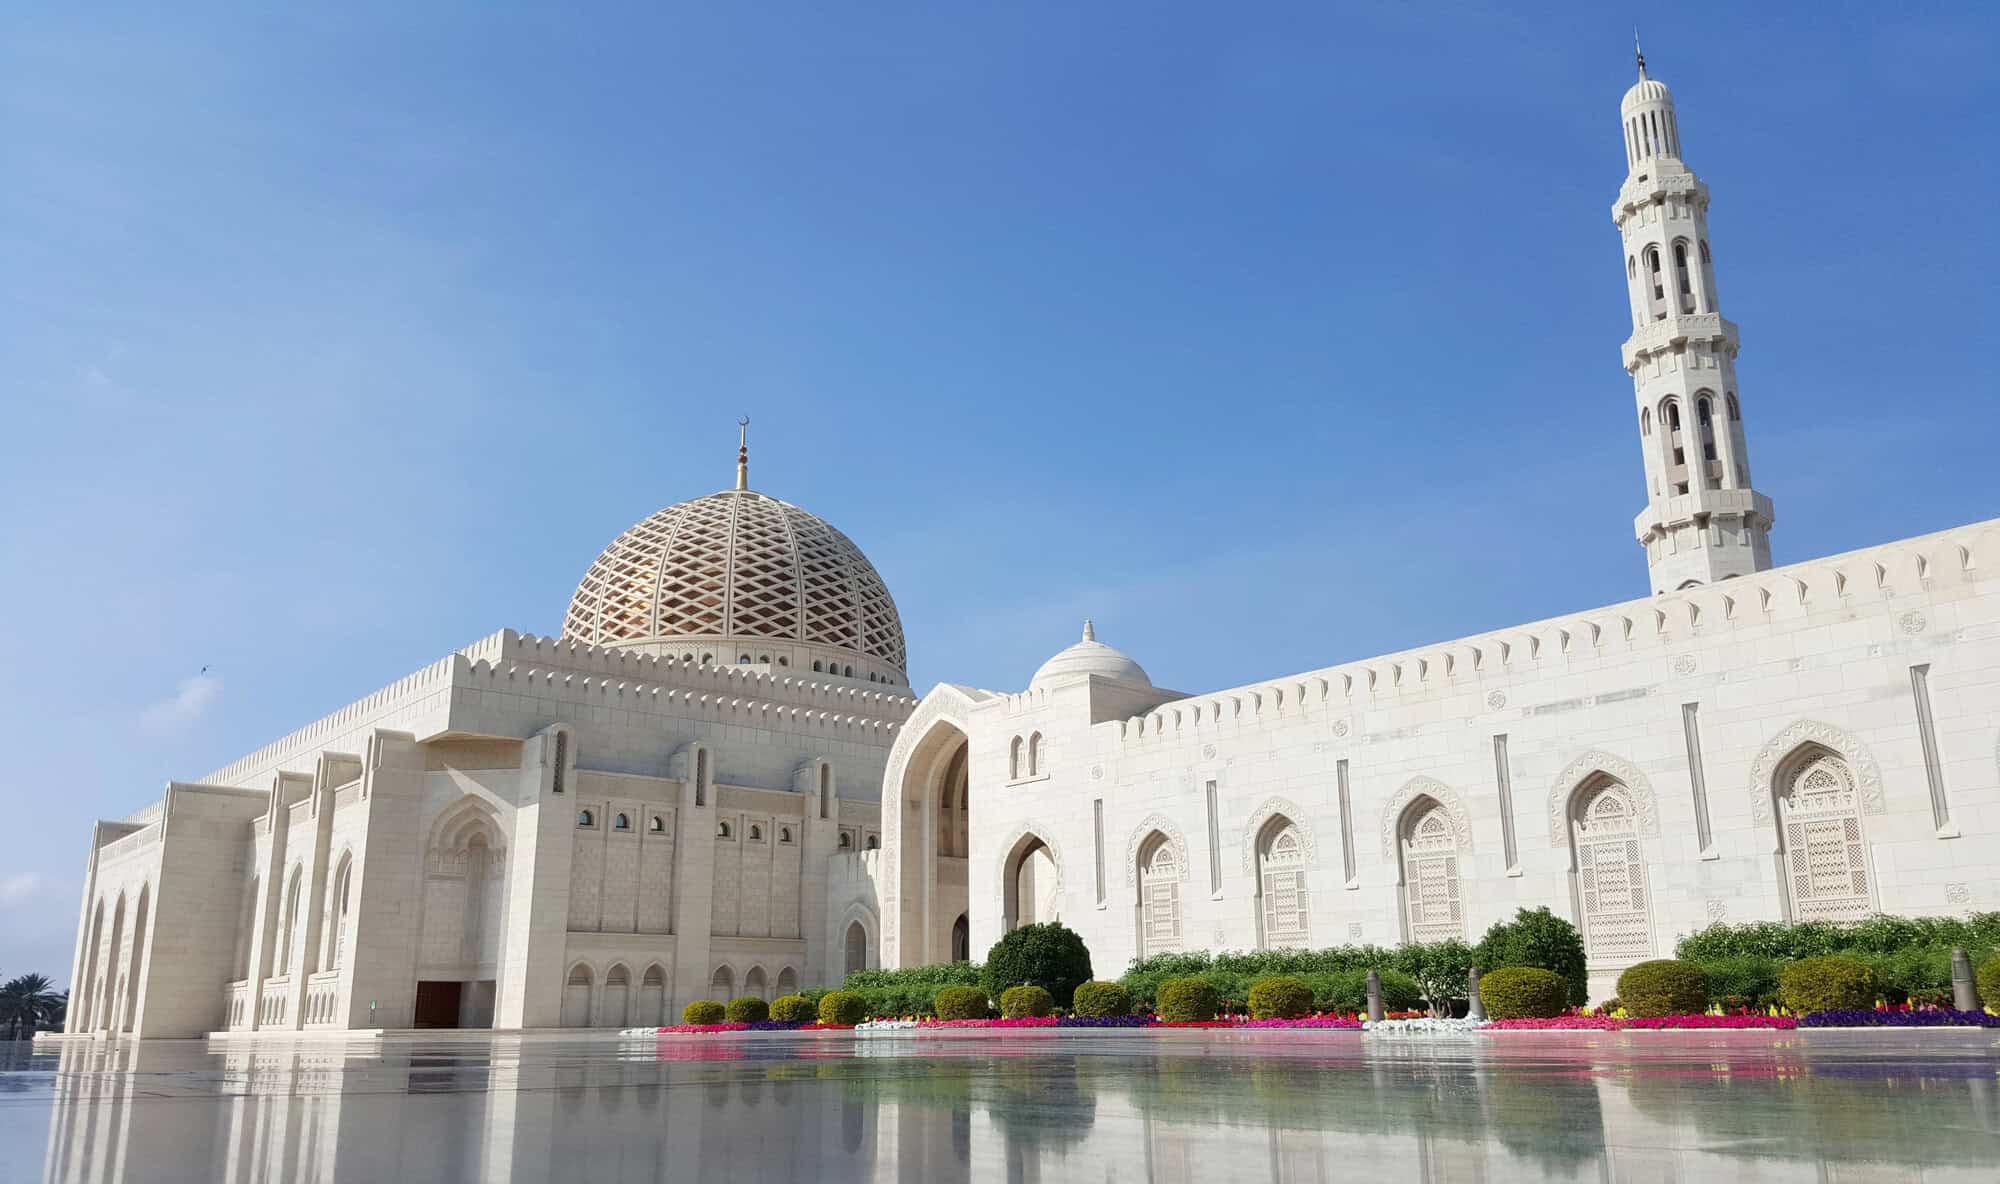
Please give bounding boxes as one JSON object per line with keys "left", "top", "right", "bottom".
{"left": 36, "top": 1039, "right": 2000, "bottom": 1183}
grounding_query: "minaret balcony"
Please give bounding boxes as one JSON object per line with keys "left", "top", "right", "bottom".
{"left": 1623, "top": 312, "right": 1738, "bottom": 368}
{"left": 1634, "top": 486, "right": 1775, "bottom": 540}
{"left": 1612, "top": 170, "right": 1706, "bottom": 218}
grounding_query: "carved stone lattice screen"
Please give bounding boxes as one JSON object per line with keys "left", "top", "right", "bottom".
{"left": 1139, "top": 838, "right": 1182, "bottom": 955}
{"left": 1401, "top": 807, "right": 1463, "bottom": 943}
{"left": 1571, "top": 782, "right": 1653, "bottom": 967}
{"left": 1259, "top": 826, "right": 1310, "bottom": 948}
{"left": 1781, "top": 755, "right": 1875, "bottom": 921}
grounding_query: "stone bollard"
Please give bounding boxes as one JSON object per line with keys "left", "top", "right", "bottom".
{"left": 1952, "top": 947, "right": 1981, "bottom": 1013}
{"left": 1366, "top": 970, "right": 1384, "bottom": 1023}
{"left": 1466, "top": 966, "right": 1487, "bottom": 1022}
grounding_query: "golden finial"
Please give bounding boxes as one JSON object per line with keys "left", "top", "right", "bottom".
{"left": 735, "top": 417, "right": 750, "bottom": 491}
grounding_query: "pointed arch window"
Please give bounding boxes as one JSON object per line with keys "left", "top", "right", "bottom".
{"left": 1397, "top": 802, "right": 1463, "bottom": 943}
{"left": 1137, "top": 833, "right": 1183, "bottom": 955}
{"left": 1256, "top": 819, "right": 1309, "bottom": 948}
{"left": 1775, "top": 749, "right": 1875, "bottom": 921}
{"left": 1567, "top": 777, "right": 1653, "bottom": 968}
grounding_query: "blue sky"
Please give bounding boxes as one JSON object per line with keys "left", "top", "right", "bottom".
{"left": 2, "top": 3, "right": 1993, "bottom": 983}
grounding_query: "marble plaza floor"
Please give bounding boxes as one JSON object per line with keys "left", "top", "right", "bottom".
{"left": 4, "top": 1028, "right": 2000, "bottom": 1182}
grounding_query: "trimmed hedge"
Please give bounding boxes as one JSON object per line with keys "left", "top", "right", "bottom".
{"left": 1617, "top": 960, "right": 1709, "bottom": 1017}
{"left": 983, "top": 923, "right": 1093, "bottom": 1007}
{"left": 1676, "top": 913, "right": 2000, "bottom": 961}
{"left": 934, "top": 986, "right": 990, "bottom": 1021}
{"left": 1247, "top": 976, "right": 1314, "bottom": 1020}
{"left": 1479, "top": 967, "right": 1569, "bottom": 1019}
{"left": 725, "top": 996, "right": 770, "bottom": 1024}
{"left": 1477, "top": 907, "right": 1588, "bottom": 1006}
{"left": 1979, "top": 954, "right": 2000, "bottom": 1009}
{"left": 843, "top": 962, "right": 982, "bottom": 1018}
{"left": 817, "top": 991, "right": 867, "bottom": 1026}
{"left": 1071, "top": 981, "right": 1133, "bottom": 1017}
{"left": 999, "top": 985, "right": 1054, "bottom": 1018}
{"left": 1698, "top": 955, "right": 1781, "bottom": 1008}
{"left": 1778, "top": 956, "right": 1876, "bottom": 1013}
{"left": 682, "top": 1000, "right": 726, "bottom": 1025}
{"left": 770, "top": 994, "right": 816, "bottom": 1024}
{"left": 1157, "top": 977, "right": 1221, "bottom": 1023}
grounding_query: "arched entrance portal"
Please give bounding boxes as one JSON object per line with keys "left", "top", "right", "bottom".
{"left": 1003, "top": 835, "right": 1061, "bottom": 931}
{"left": 879, "top": 692, "right": 980, "bottom": 968}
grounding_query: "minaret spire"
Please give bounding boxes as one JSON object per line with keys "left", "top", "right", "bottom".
{"left": 735, "top": 417, "right": 750, "bottom": 491}
{"left": 1614, "top": 62, "right": 1775, "bottom": 594}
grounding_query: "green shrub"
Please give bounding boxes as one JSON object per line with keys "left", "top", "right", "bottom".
{"left": 999, "top": 985, "right": 1054, "bottom": 1018}
{"left": 843, "top": 962, "right": 982, "bottom": 1018}
{"left": 1698, "top": 955, "right": 1781, "bottom": 1007}
{"left": 982, "top": 922, "right": 1093, "bottom": 1007}
{"left": 1392, "top": 940, "right": 1476, "bottom": 1015}
{"left": 770, "top": 994, "right": 816, "bottom": 1023}
{"left": 1294, "top": 967, "right": 1424, "bottom": 1014}
{"left": 1247, "top": 976, "right": 1314, "bottom": 1019}
{"left": 725, "top": 996, "right": 770, "bottom": 1023}
{"left": 1117, "top": 944, "right": 1403, "bottom": 1008}
{"left": 817, "top": 991, "right": 867, "bottom": 1026}
{"left": 1156, "top": 977, "right": 1221, "bottom": 1023}
{"left": 682, "top": 1000, "right": 726, "bottom": 1025}
{"left": 1778, "top": 956, "right": 1876, "bottom": 1013}
{"left": 1478, "top": 967, "right": 1569, "bottom": 1019}
{"left": 1977, "top": 954, "right": 2000, "bottom": 1009}
{"left": 1070, "top": 981, "right": 1133, "bottom": 1017}
{"left": 934, "top": 985, "right": 990, "bottom": 1020}
{"left": 1616, "top": 960, "right": 1710, "bottom": 1017}
{"left": 1477, "top": 907, "right": 1588, "bottom": 1006}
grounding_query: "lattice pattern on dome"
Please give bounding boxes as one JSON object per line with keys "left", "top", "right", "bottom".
{"left": 562, "top": 490, "right": 907, "bottom": 673}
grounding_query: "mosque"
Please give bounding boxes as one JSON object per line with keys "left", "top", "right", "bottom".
{"left": 60, "top": 58, "right": 2000, "bottom": 1035}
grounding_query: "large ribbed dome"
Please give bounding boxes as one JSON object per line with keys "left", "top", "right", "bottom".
{"left": 563, "top": 488, "right": 907, "bottom": 679}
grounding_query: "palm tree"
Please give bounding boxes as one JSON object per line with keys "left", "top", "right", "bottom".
{"left": 0, "top": 975, "right": 63, "bottom": 1040}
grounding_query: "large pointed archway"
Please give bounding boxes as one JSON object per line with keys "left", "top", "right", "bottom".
{"left": 879, "top": 686, "right": 985, "bottom": 967}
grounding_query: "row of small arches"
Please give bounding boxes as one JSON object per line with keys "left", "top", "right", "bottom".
{"left": 662, "top": 650, "right": 900, "bottom": 686}
{"left": 577, "top": 810, "right": 668, "bottom": 833}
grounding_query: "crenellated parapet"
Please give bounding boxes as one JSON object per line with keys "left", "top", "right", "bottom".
{"left": 459, "top": 630, "right": 920, "bottom": 719}
{"left": 1106, "top": 518, "right": 1997, "bottom": 749}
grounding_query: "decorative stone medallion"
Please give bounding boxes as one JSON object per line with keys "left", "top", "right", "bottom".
{"left": 1706, "top": 898, "right": 1728, "bottom": 921}
{"left": 1201, "top": 744, "right": 1217, "bottom": 760}
{"left": 1946, "top": 882, "right": 1971, "bottom": 904}
{"left": 1348, "top": 922, "right": 1364, "bottom": 939}
{"left": 1672, "top": 653, "right": 1697, "bottom": 676}
{"left": 1332, "top": 720, "right": 1350, "bottom": 738}
{"left": 1486, "top": 691, "right": 1507, "bottom": 709}
{"left": 1899, "top": 611, "right": 1928, "bottom": 635}
{"left": 1089, "top": 765, "right": 1104, "bottom": 781}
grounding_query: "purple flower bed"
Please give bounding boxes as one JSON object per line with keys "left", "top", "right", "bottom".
{"left": 1800, "top": 1008, "right": 2000, "bottom": 1028}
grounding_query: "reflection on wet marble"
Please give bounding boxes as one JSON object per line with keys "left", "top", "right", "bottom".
{"left": 4, "top": 1029, "right": 1999, "bottom": 1182}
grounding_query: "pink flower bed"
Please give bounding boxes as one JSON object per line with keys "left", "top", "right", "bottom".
{"left": 656, "top": 1021, "right": 855, "bottom": 1034}
{"left": 920, "top": 1016, "right": 1060, "bottom": 1028}
{"left": 1484, "top": 1014, "right": 1797, "bottom": 1031}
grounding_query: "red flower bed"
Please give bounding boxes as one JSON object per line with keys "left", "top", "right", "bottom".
{"left": 1484, "top": 1014, "right": 1797, "bottom": 1031}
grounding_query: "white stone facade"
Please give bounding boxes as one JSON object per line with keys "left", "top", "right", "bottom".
{"left": 58, "top": 62, "right": 2000, "bottom": 1034}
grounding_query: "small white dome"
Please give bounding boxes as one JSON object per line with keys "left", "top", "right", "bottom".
{"left": 1621, "top": 77, "right": 1672, "bottom": 113}
{"left": 1030, "top": 621, "right": 1151, "bottom": 688}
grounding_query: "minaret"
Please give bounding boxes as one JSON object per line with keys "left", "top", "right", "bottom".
{"left": 1616, "top": 43, "right": 1774, "bottom": 594}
